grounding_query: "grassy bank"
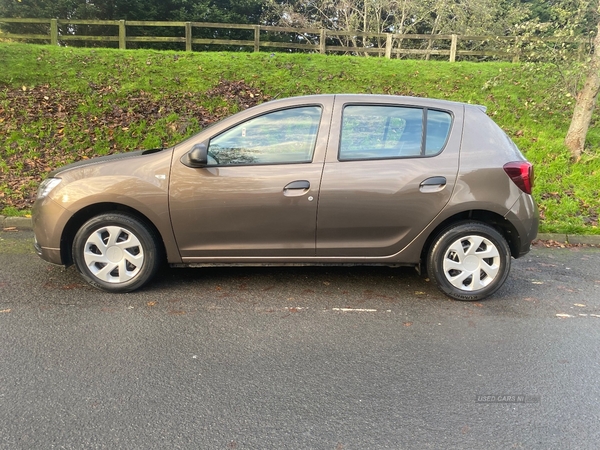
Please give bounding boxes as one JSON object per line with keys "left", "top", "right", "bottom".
{"left": 1, "top": 42, "right": 599, "bottom": 233}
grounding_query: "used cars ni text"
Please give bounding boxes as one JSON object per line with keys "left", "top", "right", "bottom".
{"left": 33, "top": 94, "right": 538, "bottom": 300}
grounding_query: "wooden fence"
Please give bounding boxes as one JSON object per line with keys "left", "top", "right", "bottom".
{"left": 0, "top": 18, "right": 587, "bottom": 63}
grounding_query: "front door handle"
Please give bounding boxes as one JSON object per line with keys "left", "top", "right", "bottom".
{"left": 420, "top": 176, "right": 447, "bottom": 193}
{"left": 283, "top": 180, "right": 310, "bottom": 197}
{"left": 284, "top": 180, "right": 310, "bottom": 190}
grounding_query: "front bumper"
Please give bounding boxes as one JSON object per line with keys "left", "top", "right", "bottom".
{"left": 32, "top": 196, "right": 72, "bottom": 265}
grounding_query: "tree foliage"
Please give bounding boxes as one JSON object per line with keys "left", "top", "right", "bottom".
{"left": 508, "top": 0, "right": 599, "bottom": 160}
{"left": 0, "top": 0, "right": 595, "bottom": 39}
{"left": 0, "top": 0, "right": 264, "bottom": 22}
{"left": 261, "top": 0, "right": 532, "bottom": 53}
{"left": 263, "top": 0, "right": 530, "bottom": 35}
{"left": 0, "top": 0, "right": 265, "bottom": 48}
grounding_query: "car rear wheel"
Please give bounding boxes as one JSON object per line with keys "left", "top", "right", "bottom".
{"left": 427, "top": 222, "right": 511, "bottom": 301}
{"left": 72, "top": 213, "right": 161, "bottom": 293}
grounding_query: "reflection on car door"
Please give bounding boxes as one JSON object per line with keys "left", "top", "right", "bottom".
{"left": 169, "top": 101, "right": 333, "bottom": 260}
{"left": 316, "top": 98, "right": 462, "bottom": 258}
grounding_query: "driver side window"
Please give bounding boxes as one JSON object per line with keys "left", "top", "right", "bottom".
{"left": 207, "top": 106, "right": 322, "bottom": 165}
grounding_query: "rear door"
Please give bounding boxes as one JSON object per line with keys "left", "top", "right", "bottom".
{"left": 316, "top": 96, "right": 462, "bottom": 257}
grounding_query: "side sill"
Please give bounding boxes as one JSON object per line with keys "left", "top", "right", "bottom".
{"left": 170, "top": 262, "right": 416, "bottom": 269}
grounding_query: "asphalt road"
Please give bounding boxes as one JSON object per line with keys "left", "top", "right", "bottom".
{"left": 1, "top": 231, "right": 600, "bottom": 449}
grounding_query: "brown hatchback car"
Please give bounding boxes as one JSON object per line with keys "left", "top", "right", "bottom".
{"left": 33, "top": 94, "right": 538, "bottom": 300}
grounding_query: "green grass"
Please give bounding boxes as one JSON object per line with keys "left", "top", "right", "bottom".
{"left": 1, "top": 42, "right": 599, "bottom": 234}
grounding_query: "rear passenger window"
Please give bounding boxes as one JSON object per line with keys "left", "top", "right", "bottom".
{"left": 339, "top": 105, "right": 452, "bottom": 160}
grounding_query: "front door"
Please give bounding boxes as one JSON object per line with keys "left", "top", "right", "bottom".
{"left": 169, "top": 103, "right": 332, "bottom": 260}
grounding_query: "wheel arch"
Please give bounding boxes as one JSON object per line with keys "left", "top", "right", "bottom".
{"left": 60, "top": 203, "right": 168, "bottom": 266}
{"left": 420, "top": 209, "right": 521, "bottom": 268}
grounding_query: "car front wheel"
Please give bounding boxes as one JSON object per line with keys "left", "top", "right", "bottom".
{"left": 72, "top": 213, "right": 161, "bottom": 293}
{"left": 427, "top": 222, "right": 511, "bottom": 301}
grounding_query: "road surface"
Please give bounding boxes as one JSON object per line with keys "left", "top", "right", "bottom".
{"left": 1, "top": 231, "right": 599, "bottom": 449}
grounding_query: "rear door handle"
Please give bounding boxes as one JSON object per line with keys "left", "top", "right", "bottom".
{"left": 283, "top": 180, "right": 310, "bottom": 197}
{"left": 420, "top": 176, "right": 446, "bottom": 193}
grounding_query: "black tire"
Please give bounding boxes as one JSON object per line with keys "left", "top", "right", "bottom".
{"left": 72, "top": 212, "right": 162, "bottom": 293}
{"left": 427, "top": 221, "right": 511, "bottom": 301}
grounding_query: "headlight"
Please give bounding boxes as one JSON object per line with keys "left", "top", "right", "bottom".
{"left": 36, "top": 178, "right": 62, "bottom": 199}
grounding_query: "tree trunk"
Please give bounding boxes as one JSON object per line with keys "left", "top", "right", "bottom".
{"left": 565, "top": 19, "right": 600, "bottom": 161}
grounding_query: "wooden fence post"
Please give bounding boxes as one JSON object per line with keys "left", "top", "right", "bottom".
{"left": 253, "top": 25, "right": 260, "bottom": 52}
{"left": 50, "top": 19, "right": 58, "bottom": 45}
{"left": 320, "top": 28, "right": 326, "bottom": 54}
{"left": 450, "top": 34, "right": 458, "bottom": 62}
{"left": 119, "top": 20, "right": 126, "bottom": 49}
{"left": 185, "top": 22, "right": 192, "bottom": 52}
{"left": 385, "top": 33, "right": 392, "bottom": 59}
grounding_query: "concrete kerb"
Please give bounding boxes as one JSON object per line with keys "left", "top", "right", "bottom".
{"left": 1, "top": 215, "right": 34, "bottom": 230}
{"left": 536, "top": 233, "right": 600, "bottom": 245}
{"left": 2, "top": 215, "right": 600, "bottom": 245}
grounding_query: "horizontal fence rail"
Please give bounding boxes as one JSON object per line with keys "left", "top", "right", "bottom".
{"left": 0, "top": 18, "right": 588, "bottom": 62}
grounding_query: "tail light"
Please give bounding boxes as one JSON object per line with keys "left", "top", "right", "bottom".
{"left": 503, "top": 161, "right": 534, "bottom": 195}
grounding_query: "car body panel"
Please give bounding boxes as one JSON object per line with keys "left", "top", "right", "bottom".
{"left": 316, "top": 95, "right": 462, "bottom": 257}
{"left": 505, "top": 192, "right": 539, "bottom": 256}
{"left": 169, "top": 163, "right": 325, "bottom": 258}
{"left": 32, "top": 149, "right": 182, "bottom": 264}
{"left": 456, "top": 104, "right": 538, "bottom": 253}
{"left": 169, "top": 96, "right": 334, "bottom": 259}
{"left": 32, "top": 196, "right": 70, "bottom": 264}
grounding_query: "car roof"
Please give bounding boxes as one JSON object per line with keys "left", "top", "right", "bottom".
{"left": 264, "top": 94, "right": 487, "bottom": 113}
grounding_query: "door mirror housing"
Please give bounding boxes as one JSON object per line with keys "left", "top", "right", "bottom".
{"left": 182, "top": 143, "right": 208, "bottom": 168}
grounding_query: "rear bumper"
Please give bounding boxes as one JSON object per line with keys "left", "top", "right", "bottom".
{"left": 505, "top": 193, "right": 539, "bottom": 258}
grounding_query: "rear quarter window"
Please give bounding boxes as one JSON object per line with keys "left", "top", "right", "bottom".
{"left": 425, "top": 109, "right": 452, "bottom": 155}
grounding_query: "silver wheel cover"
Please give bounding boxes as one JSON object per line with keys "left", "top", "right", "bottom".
{"left": 83, "top": 226, "right": 144, "bottom": 283}
{"left": 442, "top": 235, "right": 500, "bottom": 291}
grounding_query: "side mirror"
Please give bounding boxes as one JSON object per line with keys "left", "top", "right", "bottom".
{"left": 182, "top": 143, "right": 208, "bottom": 168}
